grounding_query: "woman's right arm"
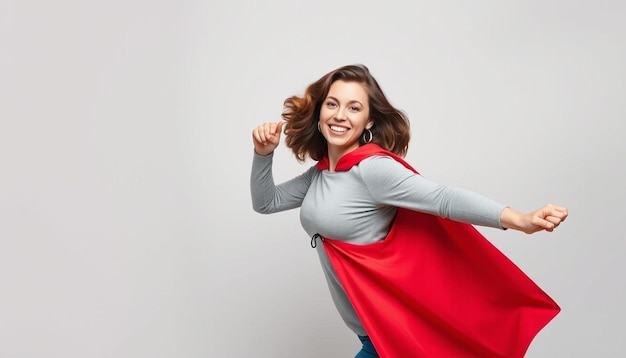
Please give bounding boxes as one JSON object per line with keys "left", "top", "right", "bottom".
{"left": 250, "top": 121, "right": 313, "bottom": 214}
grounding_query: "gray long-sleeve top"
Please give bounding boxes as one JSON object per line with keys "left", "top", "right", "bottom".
{"left": 250, "top": 151, "right": 507, "bottom": 336}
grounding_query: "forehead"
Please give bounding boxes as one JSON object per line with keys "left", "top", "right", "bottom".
{"left": 327, "top": 80, "right": 368, "bottom": 101}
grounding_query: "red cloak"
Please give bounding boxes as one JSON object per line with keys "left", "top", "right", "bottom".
{"left": 316, "top": 144, "right": 560, "bottom": 358}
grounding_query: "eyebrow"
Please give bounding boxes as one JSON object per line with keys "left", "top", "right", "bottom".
{"left": 326, "top": 96, "right": 364, "bottom": 107}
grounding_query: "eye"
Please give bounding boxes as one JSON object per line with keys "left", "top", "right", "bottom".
{"left": 325, "top": 101, "right": 337, "bottom": 108}
{"left": 349, "top": 106, "right": 360, "bottom": 112}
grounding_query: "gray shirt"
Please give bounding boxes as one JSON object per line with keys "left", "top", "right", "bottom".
{"left": 250, "top": 151, "right": 506, "bottom": 336}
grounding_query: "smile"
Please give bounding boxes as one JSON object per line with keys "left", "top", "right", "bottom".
{"left": 329, "top": 125, "right": 349, "bottom": 133}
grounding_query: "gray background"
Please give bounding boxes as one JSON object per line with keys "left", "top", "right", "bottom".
{"left": 1, "top": 1, "right": 624, "bottom": 357}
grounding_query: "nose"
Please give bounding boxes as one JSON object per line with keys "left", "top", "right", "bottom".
{"left": 334, "top": 106, "right": 348, "bottom": 120}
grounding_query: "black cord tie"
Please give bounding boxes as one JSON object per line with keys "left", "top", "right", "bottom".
{"left": 311, "top": 233, "right": 324, "bottom": 248}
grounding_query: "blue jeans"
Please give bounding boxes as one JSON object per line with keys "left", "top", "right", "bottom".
{"left": 355, "top": 335, "right": 379, "bottom": 357}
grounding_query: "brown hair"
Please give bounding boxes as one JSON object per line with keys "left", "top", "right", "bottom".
{"left": 282, "top": 64, "right": 411, "bottom": 162}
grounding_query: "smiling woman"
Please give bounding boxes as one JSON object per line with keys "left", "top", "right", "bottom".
{"left": 250, "top": 64, "right": 568, "bottom": 357}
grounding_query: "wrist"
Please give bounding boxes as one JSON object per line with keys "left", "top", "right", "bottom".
{"left": 254, "top": 148, "right": 274, "bottom": 156}
{"left": 500, "top": 207, "right": 522, "bottom": 231}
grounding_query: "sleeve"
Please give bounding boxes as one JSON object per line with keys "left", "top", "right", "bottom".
{"left": 358, "top": 156, "right": 507, "bottom": 229}
{"left": 250, "top": 151, "right": 316, "bottom": 214}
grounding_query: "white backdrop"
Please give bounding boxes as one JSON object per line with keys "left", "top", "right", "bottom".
{"left": 1, "top": 1, "right": 625, "bottom": 357}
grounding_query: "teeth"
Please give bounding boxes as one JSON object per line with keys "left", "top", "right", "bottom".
{"left": 330, "top": 125, "right": 348, "bottom": 132}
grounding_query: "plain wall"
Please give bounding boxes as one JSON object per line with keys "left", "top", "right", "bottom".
{"left": 1, "top": 1, "right": 624, "bottom": 357}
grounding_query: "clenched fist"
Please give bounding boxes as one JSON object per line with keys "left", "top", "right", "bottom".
{"left": 252, "top": 121, "right": 284, "bottom": 156}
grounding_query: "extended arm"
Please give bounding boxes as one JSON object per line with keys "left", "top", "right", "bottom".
{"left": 359, "top": 156, "right": 567, "bottom": 233}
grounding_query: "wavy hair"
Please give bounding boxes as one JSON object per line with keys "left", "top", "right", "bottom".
{"left": 282, "top": 64, "right": 411, "bottom": 162}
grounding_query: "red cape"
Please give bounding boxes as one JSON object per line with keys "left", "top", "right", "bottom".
{"left": 316, "top": 144, "right": 560, "bottom": 358}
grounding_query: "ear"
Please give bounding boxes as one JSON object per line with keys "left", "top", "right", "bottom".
{"left": 366, "top": 120, "right": 374, "bottom": 130}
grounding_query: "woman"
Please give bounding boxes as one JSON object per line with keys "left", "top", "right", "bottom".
{"left": 250, "top": 64, "right": 567, "bottom": 357}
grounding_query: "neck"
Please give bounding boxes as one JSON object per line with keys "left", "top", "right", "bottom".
{"left": 327, "top": 145, "right": 358, "bottom": 172}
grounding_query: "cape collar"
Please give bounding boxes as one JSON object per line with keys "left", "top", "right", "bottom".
{"left": 316, "top": 144, "right": 390, "bottom": 172}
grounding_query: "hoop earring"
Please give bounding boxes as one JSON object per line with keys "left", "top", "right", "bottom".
{"left": 362, "top": 129, "right": 373, "bottom": 144}
{"left": 317, "top": 121, "right": 321, "bottom": 132}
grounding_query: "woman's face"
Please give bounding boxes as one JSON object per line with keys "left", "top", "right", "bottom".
{"left": 319, "top": 80, "right": 373, "bottom": 159}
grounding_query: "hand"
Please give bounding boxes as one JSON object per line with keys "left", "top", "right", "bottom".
{"left": 501, "top": 204, "right": 568, "bottom": 234}
{"left": 252, "top": 121, "right": 284, "bottom": 156}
